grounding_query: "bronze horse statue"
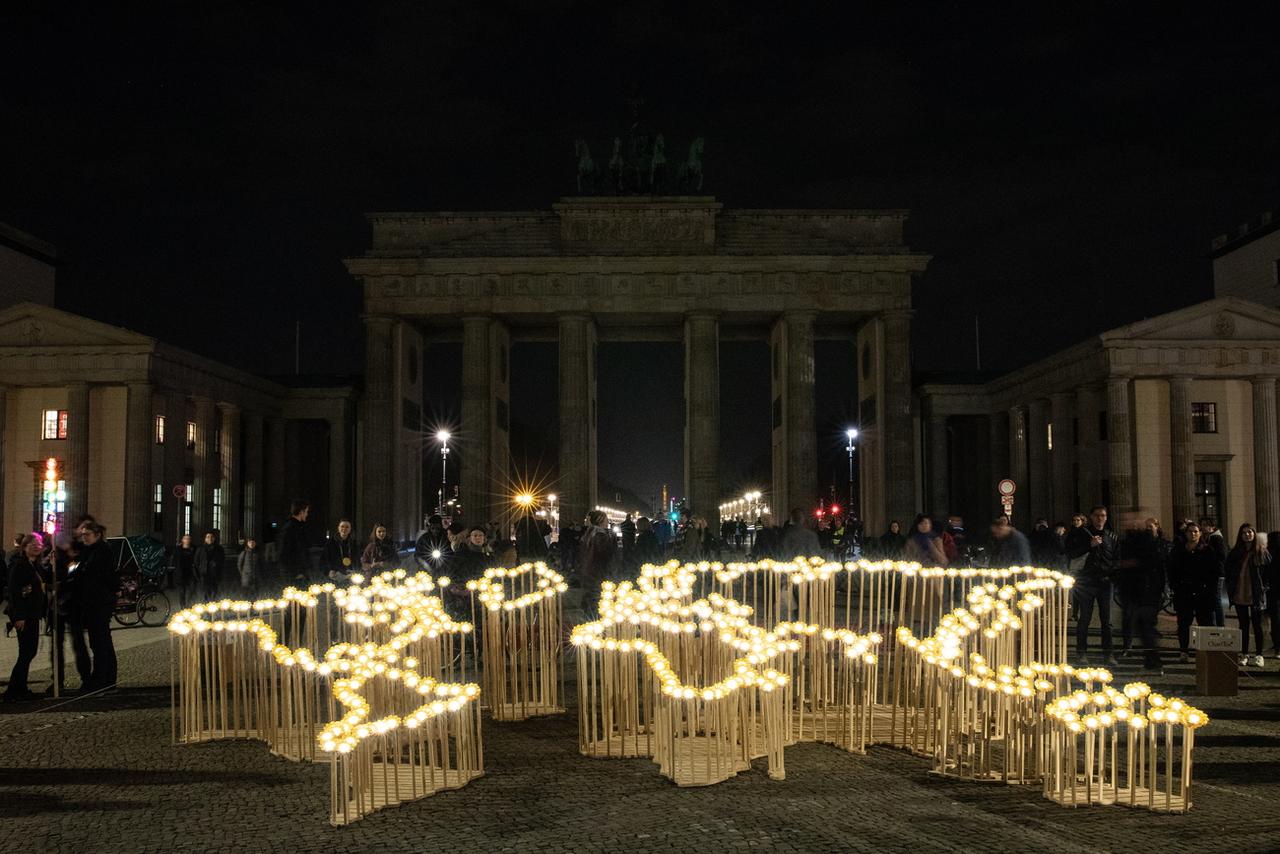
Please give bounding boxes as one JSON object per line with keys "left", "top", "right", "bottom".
{"left": 676, "top": 137, "right": 705, "bottom": 192}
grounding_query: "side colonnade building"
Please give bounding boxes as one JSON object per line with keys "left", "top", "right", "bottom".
{"left": 917, "top": 297, "right": 1280, "bottom": 536}
{"left": 0, "top": 303, "right": 355, "bottom": 545}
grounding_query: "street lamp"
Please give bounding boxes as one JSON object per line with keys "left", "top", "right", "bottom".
{"left": 436, "top": 430, "right": 451, "bottom": 514}
{"left": 547, "top": 493, "right": 558, "bottom": 536}
{"left": 845, "top": 428, "right": 859, "bottom": 509}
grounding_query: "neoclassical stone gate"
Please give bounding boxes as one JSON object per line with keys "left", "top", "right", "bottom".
{"left": 347, "top": 197, "right": 928, "bottom": 540}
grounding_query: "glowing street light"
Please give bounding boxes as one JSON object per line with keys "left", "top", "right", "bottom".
{"left": 845, "top": 428, "right": 859, "bottom": 509}
{"left": 436, "top": 430, "right": 452, "bottom": 514}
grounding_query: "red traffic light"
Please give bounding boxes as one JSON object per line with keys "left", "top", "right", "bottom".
{"left": 814, "top": 508, "right": 824, "bottom": 517}
{"left": 830, "top": 504, "right": 840, "bottom": 515}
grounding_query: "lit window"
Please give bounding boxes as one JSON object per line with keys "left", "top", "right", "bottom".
{"left": 186, "top": 421, "right": 197, "bottom": 449}
{"left": 42, "top": 409, "right": 68, "bottom": 440}
{"left": 213, "top": 487, "right": 223, "bottom": 535}
{"left": 153, "top": 483, "right": 164, "bottom": 531}
{"left": 1047, "top": 423, "right": 1053, "bottom": 451}
{"left": 1191, "top": 403, "right": 1218, "bottom": 434}
{"left": 155, "top": 414, "right": 166, "bottom": 444}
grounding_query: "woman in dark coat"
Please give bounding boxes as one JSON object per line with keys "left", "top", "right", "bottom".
{"left": 3, "top": 533, "right": 48, "bottom": 701}
{"left": 194, "top": 530, "right": 225, "bottom": 601}
{"left": 1167, "top": 521, "right": 1222, "bottom": 662}
{"left": 878, "top": 521, "right": 907, "bottom": 560}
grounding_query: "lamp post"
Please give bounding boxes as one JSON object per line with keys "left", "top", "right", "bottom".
{"left": 547, "top": 493, "right": 558, "bottom": 536}
{"left": 43, "top": 457, "right": 63, "bottom": 698}
{"left": 845, "top": 428, "right": 859, "bottom": 509}
{"left": 436, "top": 430, "right": 451, "bottom": 515}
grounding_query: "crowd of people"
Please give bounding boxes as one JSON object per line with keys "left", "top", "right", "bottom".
{"left": 2, "top": 515, "right": 118, "bottom": 701}
{"left": 8, "top": 495, "right": 1275, "bottom": 700}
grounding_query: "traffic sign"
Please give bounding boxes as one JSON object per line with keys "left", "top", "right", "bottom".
{"left": 997, "top": 479, "right": 1017, "bottom": 497}
{"left": 172, "top": 484, "right": 187, "bottom": 499}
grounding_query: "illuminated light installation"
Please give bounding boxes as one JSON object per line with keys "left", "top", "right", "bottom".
{"left": 576, "top": 559, "right": 1206, "bottom": 808}
{"left": 466, "top": 562, "right": 568, "bottom": 721}
{"left": 41, "top": 457, "right": 65, "bottom": 536}
{"left": 169, "top": 570, "right": 483, "bottom": 825}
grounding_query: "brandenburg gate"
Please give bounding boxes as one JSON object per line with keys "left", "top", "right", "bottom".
{"left": 346, "top": 196, "right": 929, "bottom": 540}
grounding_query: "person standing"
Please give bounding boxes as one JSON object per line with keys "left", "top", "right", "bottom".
{"left": 1065, "top": 505, "right": 1119, "bottom": 666}
{"left": 780, "top": 508, "right": 821, "bottom": 560}
{"left": 3, "top": 533, "right": 48, "bottom": 701}
{"left": 194, "top": 531, "right": 225, "bottom": 601}
{"left": 321, "top": 519, "right": 359, "bottom": 582}
{"left": 361, "top": 523, "right": 396, "bottom": 571}
{"left": 279, "top": 500, "right": 311, "bottom": 586}
{"left": 513, "top": 512, "right": 547, "bottom": 563}
{"left": 988, "top": 517, "right": 1032, "bottom": 568}
{"left": 633, "top": 517, "right": 660, "bottom": 565}
{"left": 579, "top": 510, "right": 616, "bottom": 618}
{"left": 1200, "top": 517, "right": 1228, "bottom": 626}
{"left": 237, "top": 536, "right": 263, "bottom": 597}
{"left": 877, "top": 521, "right": 907, "bottom": 560}
{"left": 174, "top": 534, "right": 197, "bottom": 608}
{"left": 750, "top": 513, "right": 780, "bottom": 561}
{"left": 903, "top": 514, "right": 948, "bottom": 566}
{"left": 1117, "top": 515, "right": 1168, "bottom": 673}
{"left": 68, "top": 522, "right": 117, "bottom": 692}
{"left": 620, "top": 513, "right": 637, "bottom": 555}
{"left": 1167, "top": 522, "right": 1222, "bottom": 662}
{"left": 1225, "top": 523, "right": 1270, "bottom": 667}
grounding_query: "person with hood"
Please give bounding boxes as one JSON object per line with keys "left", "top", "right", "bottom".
{"left": 321, "top": 519, "right": 359, "bottom": 582}
{"left": 1225, "top": 523, "right": 1271, "bottom": 667}
{"left": 1065, "top": 505, "right": 1120, "bottom": 666}
{"left": 903, "top": 514, "right": 948, "bottom": 566}
{"left": 579, "top": 510, "right": 616, "bottom": 617}
{"left": 1167, "top": 521, "right": 1222, "bottom": 662}
{"left": 3, "top": 533, "right": 47, "bottom": 701}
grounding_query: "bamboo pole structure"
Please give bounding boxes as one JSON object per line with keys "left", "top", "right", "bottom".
{"left": 169, "top": 568, "right": 485, "bottom": 826}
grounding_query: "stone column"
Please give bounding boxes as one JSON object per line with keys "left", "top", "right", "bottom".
{"left": 1168, "top": 376, "right": 1195, "bottom": 525}
{"left": 1050, "top": 392, "right": 1076, "bottom": 523}
{"left": 328, "top": 403, "right": 349, "bottom": 529}
{"left": 1075, "top": 384, "right": 1103, "bottom": 511}
{"left": 161, "top": 392, "right": 188, "bottom": 539}
{"left": 1252, "top": 377, "right": 1280, "bottom": 532}
{"left": 988, "top": 410, "right": 1008, "bottom": 518}
{"left": 558, "top": 314, "right": 597, "bottom": 528}
{"left": 0, "top": 386, "right": 7, "bottom": 536}
{"left": 684, "top": 312, "right": 720, "bottom": 519}
{"left": 219, "top": 404, "right": 241, "bottom": 542}
{"left": 1007, "top": 405, "right": 1028, "bottom": 528}
{"left": 123, "top": 382, "right": 154, "bottom": 535}
{"left": 65, "top": 383, "right": 91, "bottom": 523}
{"left": 361, "top": 316, "right": 394, "bottom": 533}
{"left": 192, "top": 396, "right": 216, "bottom": 536}
{"left": 243, "top": 413, "right": 265, "bottom": 539}
{"left": 927, "top": 412, "right": 949, "bottom": 516}
{"left": 882, "top": 310, "right": 915, "bottom": 527}
{"left": 266, "top": 416, "right": 286, "bottom": 526}
{"left": 461, "top": 316, "right": 493, "bottom": 525}
{"left": 1028, "top": 398, "right": 1050, "bottom": 523}
{"left": 1106, "top": 377, "right": 1134, "bottom": 511}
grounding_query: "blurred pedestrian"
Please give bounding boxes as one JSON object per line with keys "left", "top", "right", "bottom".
{"left": 3, "top": 533, "right": 47, "bottom": 701}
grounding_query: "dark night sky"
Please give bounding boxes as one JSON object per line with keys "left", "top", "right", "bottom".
{"left": 5, "top": 4, "right": 1280, "bottom": 508}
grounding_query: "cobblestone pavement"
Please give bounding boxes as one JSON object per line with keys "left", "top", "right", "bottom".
{"left": 2, "top": 624, "right": 1280, "bottom": 852}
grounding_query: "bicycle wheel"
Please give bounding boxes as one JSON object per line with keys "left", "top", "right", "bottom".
{"left": 114, "top": 602, "right": 142, "bottom": 627}
{"left": 138, "top": 591, "right": 173, "bottom": 627}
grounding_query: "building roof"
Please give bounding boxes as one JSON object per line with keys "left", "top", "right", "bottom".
{"left": 1209, "top": 211, "right": 1279, "bottom": 259}
{"left": 0, "top": 222, "right": 57, "bottom": 265}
